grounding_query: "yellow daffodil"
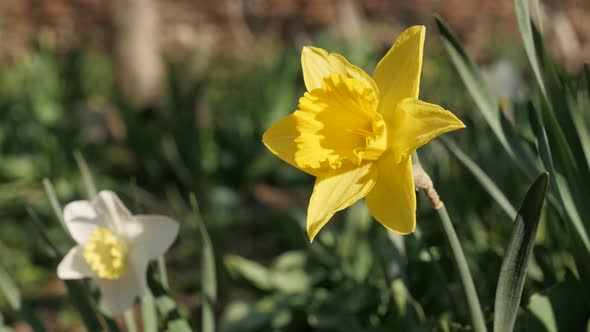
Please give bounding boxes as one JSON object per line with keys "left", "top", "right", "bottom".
{"left": 57, "top": 191, "right": 179, "bottom": 314}
{"left": 262, "top": 26, "right": 465, "bottom": 241}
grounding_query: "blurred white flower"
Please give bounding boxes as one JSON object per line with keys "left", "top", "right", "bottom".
{"left": 57, "top": 190, "right": 179, "bottom": 314}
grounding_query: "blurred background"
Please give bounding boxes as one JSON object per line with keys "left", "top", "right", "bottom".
{"left": 0, "top": 0, "right": 589, "bottom": 331}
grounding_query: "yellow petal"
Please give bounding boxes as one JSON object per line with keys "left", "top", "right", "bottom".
{"left": 307, "top": 163, "right": 377, "bottom": 241}
{"left": 366, "top": 155, "right": 416, "bottom": 234}
{"left": 372, "top": 26, "right": 425, "bottom": 124}
{"left": 301, "top": 46, "right": 378, "bottom": 93}
{"left": 390, "top": 98, "right": 466, "bottom": 162}
{"left": 262, "top": 113, "right": 323, "bottom": 177}
{"left": 263, "top": 74, "right": 386, "bottom": 176}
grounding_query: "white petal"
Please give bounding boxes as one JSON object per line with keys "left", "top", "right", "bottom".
{"left": 96, "top": 256, "right": 148, "bottom": 315}
{"left": 130, "top": 249, "right": 150, "bottom": 298}
{"left": 63, "top": 201, "right": 104, "bottom": 244}
{"left": 125, "top": 215, "right": 179, "bottom": 261}
{"left": 93, "top": 191, "right": 133, "bottom": 234}
{"left": 57, "top": 246, "right": 93, "bottom": 279}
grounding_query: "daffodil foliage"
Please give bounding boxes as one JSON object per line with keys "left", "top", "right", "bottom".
{"left": 263, "top": 26, "right": 465, "bottom": 241}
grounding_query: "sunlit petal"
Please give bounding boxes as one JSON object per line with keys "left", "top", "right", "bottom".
{"left": 63, "top": 200, "right": 104, "bottom": 244}
{"left": 262, "top": 113, "right": 323, "bottom": 177}
{"left": 263, "top": 74, "right": 385, "bottom": 176}
{"left": 93, "top": 191, "right": 133, "bottom": 232}
{"left": 372, "top": 26, "right": 425, "bottom": 124}
{"left": 390, "top": 98, "right": 465, "bottom": 162}
{"left": 307, "top": 163, "right": 377, "bottom": 241}
{"left": 125, "top": 215, "right": 179, "bottom": 261}
{"left": 302, "top": 46, "right": 378, "bottom": 92}
{"left": 96, "top": 258, "right": 145, "bottom": 315}
{"left": 366, "top": 155, "right": 416, "bottom": 234}
{"left": 57, "top": 246, "right": 94, "bottom": 279}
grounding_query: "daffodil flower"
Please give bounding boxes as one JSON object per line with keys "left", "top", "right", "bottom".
{"left": 262, "top": 26, "right": 465, "bottom": 241}
{"left": 57, "top": 190, "right": 179, "bottom": 314}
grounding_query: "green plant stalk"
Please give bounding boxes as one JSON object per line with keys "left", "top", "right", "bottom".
{"left": 157, "top": 256, "right": 169, "bottom": 289}
{"left": 189, "top": 194, "right": 217, "bottom": 332}
{"left": 124, "top": 310, "right": 137, "bottom": 332}
{"left": 413, "top": 155, "right": 487, "bottom": 331}
{"left": 140, "top": 291, "right": 157, "bottom": 332}
{"left": 436, "top": 204, "right": 487, "bottom": 332}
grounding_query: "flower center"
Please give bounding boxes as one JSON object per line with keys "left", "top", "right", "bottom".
{"left": 294, "top": 74, "right": 387, "bottom": 171}
{"left": 83, "top": 227, "right": 127, "bottom": 280}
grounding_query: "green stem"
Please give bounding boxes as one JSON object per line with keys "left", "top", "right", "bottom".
{"left": 157, "top": 256, "right": 169, "bottom": 289}
{"left": 436, "top": 204, "right": 487, "bottom": 332}
{"left": 123, "top": 309, "right": 138, "bottom": 332}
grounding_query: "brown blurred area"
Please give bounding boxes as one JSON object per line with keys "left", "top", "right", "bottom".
{"left": 1, "top": 0, "right": 587, "bottom": 104}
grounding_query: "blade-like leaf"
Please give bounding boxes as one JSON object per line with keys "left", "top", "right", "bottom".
{"left": 0, "top": 264, "right": 46, "bottom": 332}
{"left": 529, "top": 103, "right": 590, "bottom": 252}
{"left": 189, "top": 194, "right": 217, "bottom": 332}
{"left": 147, "top": 268, "right": 193, "bottom": 332}
{"left": 514, "top": 0, "right": 547, "bottom": 98}
{"left": 63, "top": 281, "right": 106, "bottom": 331}
{"left": 527, "top": 274, "right": 590, "bottom": 332}
{"left": 441, "top": 137, "right": 517, "bottom": 219}
{"left": 434, "top": 16, "right": 508, "bottom": 154}
{"left": 140, "top": 291, "right": 158, "bottom": 332}
{"left": 493, "top": 172, "right": 549, "bottom": 332}
{"left": 74, "top": 151, "right": 98, "bottom": 200}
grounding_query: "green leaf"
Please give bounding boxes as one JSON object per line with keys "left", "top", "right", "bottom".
{"left": 147, "top": 268, "right": 193, "bottom": 332}
{"left": 140, "top": 291, "right": 158, "bottom": 332}
{"left": 63, "top": 281, "right": 106, "bottom": 331}
{"left": 514, "top": 0, "right": 547, "bottom": 98}
{"left": 527, "top": 274, "right": 590, "bottom": 332}
{"left": 0, "top": 264, "right": 46, "bottom": 332}
{"left": 189, "top": 195, "right": 217, "bottom": 332}
{"left": 529, "top": 104, "right": 590, "bottom": 252}
{"left": 436, "top": 206, "right": 487, "bottom": 332}
{"left": 225, "top": 255, "right": 271, "bottom": 291}
{"left": 493, "top": 172, "right": 549, "bottom": 332}
{"left": 123, "top": 310, "right": 138, "bottom": 332}
{"left": 436, "top": 15, "right": 542, "bottom": 181}
{"left": 441, "top": 137, "right": 517, "bottom": 219}
{"left": 221, "top": 298, "right": 276, "bottom": 332}
{"left": 434, "top": 16, "right": 508, "bottom": 154}
{"left": 42, "top": 179, "right": 69, "bottom": 238}
{"left": 74, "top": 151, "right": 98, "bottom": 200}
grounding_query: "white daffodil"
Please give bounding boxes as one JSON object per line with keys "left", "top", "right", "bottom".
{"left": 57, "top": 190, "right": 179, "bottom": 314}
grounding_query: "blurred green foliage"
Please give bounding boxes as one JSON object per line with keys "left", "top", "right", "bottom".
{"left": 0, "top": 5, "right": 588, "bottom": 330}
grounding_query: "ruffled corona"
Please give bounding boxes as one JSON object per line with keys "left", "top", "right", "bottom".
{"left": 83, "top": 227, "right": 128, "bottom": 280}
{"left": 293, "top": 74, "right": 387, "bottom": 171}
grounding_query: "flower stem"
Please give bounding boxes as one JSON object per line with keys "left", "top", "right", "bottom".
{"left": 124, "top": 309, "right": 138, "bottom": 332}
{"left": 157, "top": 256, "right": 169, "bottom": 289}
{"left": 435, "top": 204, "right": 487, "bottom": 332}
{"left": 413, "top": 157, "right": 487, "bottom": 332}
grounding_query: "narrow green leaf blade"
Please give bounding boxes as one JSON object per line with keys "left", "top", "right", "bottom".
{"left": 434, "top": 16, "right": 509, "bottom": 154}
{"left": 529, "top": 103, "right": 590, "bottom": 251}
{"left": 63, "top": 281, "right": 105, "bottom": 331}
{"left": 147, "top": 269, "right": 193, "bottom": 332}
{"left": 140, "top": 291, "right": 158, "bottom": 332}
{"left": 0, "top": 264, "right": 46, "bottom": 332}
{"left": 74, "top": 151, "right": 98, "bottom": 200}
{"left": 527, "top": 274, "right": 590, "bottom": 332}
{"left": 514, "top": 0, "right": 547, "bottom": 98}
{"left": 189, "top": 195, "right": 216, "bottom": 332}
{"left": 493, "top": 172, "right": 549, "bottom": 332}
{"left": 441, "top": 137, "right": 517, "bottom": 219}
